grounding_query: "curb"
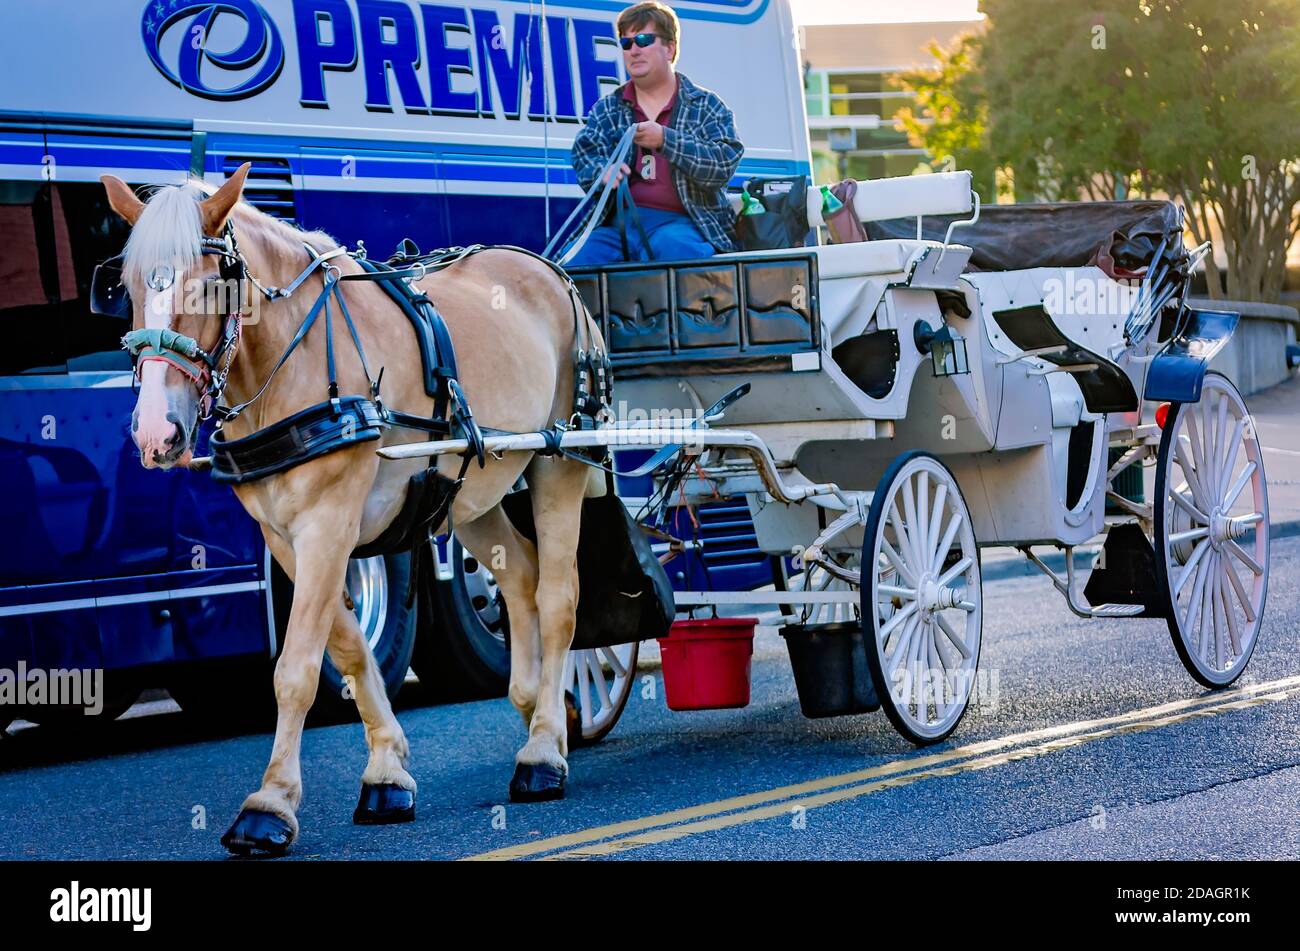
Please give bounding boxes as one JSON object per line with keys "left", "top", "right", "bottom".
{"left": 980, "top": 518, "right": 1300, "bottom": 584}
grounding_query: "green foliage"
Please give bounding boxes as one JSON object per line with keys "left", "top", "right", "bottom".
{"left": 894, "top": 34, "right": 1000, "bottom": 202}
{"left": 895, "top": 0, "right": 1300, "bottom": 300}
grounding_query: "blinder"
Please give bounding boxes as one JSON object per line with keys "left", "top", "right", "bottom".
{"left": 90, "top": 257, "right": 130, "bottom": 318}
{"left": 116, "top": 222, "right": 249, "bottom": 418}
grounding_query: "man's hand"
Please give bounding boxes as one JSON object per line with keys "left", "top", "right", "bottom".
{"left": 633, "top": 121, "right": 665, "bottom": 150}
{"left": 601, "top": 162, "right": 633, "bottom": 186}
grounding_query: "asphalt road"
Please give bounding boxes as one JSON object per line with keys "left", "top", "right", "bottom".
{"left": 2, "top": 536, "right": 1299, "bottom": 861}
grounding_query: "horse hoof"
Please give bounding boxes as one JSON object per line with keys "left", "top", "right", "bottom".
{"left": 509, "top": 762, "right": 566, "bottom": 803}
{"left": 221, "top": 809, "right": 294, "bottom": 857}
{"left": 353, "top": 783, "right": 416, "bottom": 825}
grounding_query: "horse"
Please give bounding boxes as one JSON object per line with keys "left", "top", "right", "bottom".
{"left": 101, "top": 162, "right": 602, "bottom": 855}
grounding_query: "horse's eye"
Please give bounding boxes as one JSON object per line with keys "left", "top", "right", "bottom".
{"left": 147, "top": 264, "right": 175, "bottom": 291}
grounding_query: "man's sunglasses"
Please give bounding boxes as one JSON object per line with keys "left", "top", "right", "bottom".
{"left": 619, "top": 33, "right": 663, "bottom": 50}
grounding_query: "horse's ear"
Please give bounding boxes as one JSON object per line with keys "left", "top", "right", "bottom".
{"left": 101, "top": 175, "right": 144, "bottom": 226}
{"left": 200, "top": 161, "right": 251, "bottom": 234}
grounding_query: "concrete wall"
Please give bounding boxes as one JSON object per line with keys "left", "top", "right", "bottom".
{"left": 1191, "top": 298, "right": 1300, "bottom": 396}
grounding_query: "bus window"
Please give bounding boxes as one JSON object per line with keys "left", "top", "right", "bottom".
{"left": 56, "top": 182, "right": 135, "bottom": 371}
{"left": 0, "top": 181, "right": 131, "bottom": 377}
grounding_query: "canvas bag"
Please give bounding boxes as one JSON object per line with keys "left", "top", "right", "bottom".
{"left": 501, "top": 472, "right": 675, "bottom": 649}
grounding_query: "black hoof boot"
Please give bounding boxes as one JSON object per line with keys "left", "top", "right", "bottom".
{"left": 509, "top": 762, "right": 566, "bottom": 803}
{"left": 221, "top": 809, "right": 294, "bottom": 857}
{"left": 353, "top": 783, "right": 416, "bottom": 825}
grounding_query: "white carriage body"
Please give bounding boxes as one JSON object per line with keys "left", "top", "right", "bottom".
{"left": 379, "top": 168, "right": 1270, "bottom": 741}
{"left": 604, "top": 176, "right": 1167, "bottom": 558}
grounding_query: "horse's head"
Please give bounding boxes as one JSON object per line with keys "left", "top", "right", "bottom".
{"left": 101, "top": 163, "right": 251, "bottom": 469}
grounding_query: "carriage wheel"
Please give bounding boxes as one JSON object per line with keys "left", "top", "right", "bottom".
{"left": 564, "top": 641, "right": 639, "bottom": 747}
{"left": 861, "top": 451, "right": 983, "bottom": 745}
{"left": 1154, "top": 373, "right": 1269, "bottom": 688}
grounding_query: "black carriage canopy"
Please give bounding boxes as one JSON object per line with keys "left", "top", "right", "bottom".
{"left": 866, "top": 199, "right": 1186, "bottom": 275}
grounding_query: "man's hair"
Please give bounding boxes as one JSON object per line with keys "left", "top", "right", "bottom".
{"left": 617, "top": 2, "right": 680, "bottom": 64}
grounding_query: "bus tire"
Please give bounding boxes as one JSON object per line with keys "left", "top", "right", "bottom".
{"left": 411, "top": 538, "right": 510, "bottom": 701}
{"left": 171, "top": 552, "right": 416, "bottom": 727}
{"left": 314, "top": 552, "right": 418, "bottom": 721}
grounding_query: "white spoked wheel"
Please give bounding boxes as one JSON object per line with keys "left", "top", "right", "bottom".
{"left": 564, "top": 641, "right": 639, "bottom": 747}
{"left": 861, "top": 451, "right": 983, "bottom": 745}
{"left": 1154, "top": 373, "right": 1269, "bottom": 687}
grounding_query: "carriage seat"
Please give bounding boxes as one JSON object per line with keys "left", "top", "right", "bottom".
{"left": 727, "top": 170, "right": 974, "bottom": 226}
{"left": 716, "top": 238, "right": 924, "bottom": 277}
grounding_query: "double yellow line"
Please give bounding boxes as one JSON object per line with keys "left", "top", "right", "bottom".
{"left": 462, "top": 675, "right": 1300, "bottom": 861}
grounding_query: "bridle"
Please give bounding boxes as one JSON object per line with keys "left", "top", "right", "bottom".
{"left": 119, "top": 218, "right": 345, "bottom": 421}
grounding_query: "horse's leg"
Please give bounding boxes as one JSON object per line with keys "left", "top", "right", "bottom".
{"left": 221, "top": 520, "right": 353, "bottom": 856}
{"left": 325, "top": 598, "right": 418, "bottom": 824}
{"left": 454, "top": 506, "right": 542, "bottom": 730}
{"left": 254, "top": 528, "right": 416, "bottom": 825}
{"left": 508, "top": 457, "right": 589, "bottom": 802}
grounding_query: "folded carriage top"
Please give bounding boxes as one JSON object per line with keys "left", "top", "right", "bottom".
{"left": 865, "top": 199, "right": 1184, "bottom": 273}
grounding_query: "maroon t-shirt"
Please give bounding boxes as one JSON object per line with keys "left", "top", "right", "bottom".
{"left": 622, "top": 78, "right": 686, "bottom": 214}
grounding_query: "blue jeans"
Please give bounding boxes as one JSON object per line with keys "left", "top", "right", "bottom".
{"left": 567, "top": 207, "right": 715, "bottom": 265}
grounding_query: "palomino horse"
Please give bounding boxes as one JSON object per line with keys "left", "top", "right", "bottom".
{"left": 102, "top": 163, "right": 600, "bottom": 855}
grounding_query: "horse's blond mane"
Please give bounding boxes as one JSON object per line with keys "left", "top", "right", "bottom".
{"left": 122, "top": 182, "right": 205, "bottom": 285}
{"left": 123, "top": 179, "right": 339, "bottom": 285}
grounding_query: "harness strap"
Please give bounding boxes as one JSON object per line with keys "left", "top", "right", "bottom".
{"left": 219, "top": 271, "right": 338, "bottom": 423}
{"left": 122, "top": 327, "right": 216, "bottom": 394}
{"left": 331, "top": 282, "right": 376, "bottom": 391}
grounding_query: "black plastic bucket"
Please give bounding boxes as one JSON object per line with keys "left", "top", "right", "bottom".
{"left": 780, "top": 621, "right": 880, "bottom": 719}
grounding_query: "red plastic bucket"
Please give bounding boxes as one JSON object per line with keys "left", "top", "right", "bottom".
{"left": 658, "top": 617, "right": 756, "bottom": 710}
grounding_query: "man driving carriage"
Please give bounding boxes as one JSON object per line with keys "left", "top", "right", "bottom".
{"left": 567, "top": 1, "right": 745, "bottom": 264}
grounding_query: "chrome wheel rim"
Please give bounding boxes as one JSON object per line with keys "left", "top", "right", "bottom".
{"left": 456, "top": 541, "right": 507, "bottom": 645}
{"left": 347, "top": 556, "right": 389, "bottom": 651}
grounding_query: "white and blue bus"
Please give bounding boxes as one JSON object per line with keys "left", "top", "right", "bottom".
{"left": 0, "top": 0, "right": 811, "bottom": 724}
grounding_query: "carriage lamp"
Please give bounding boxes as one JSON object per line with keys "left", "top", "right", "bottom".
{"left": 914, "top": 320, "right": 969, "bottom": 377}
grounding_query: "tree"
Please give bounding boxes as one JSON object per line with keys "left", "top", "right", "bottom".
{"left": 895, "top": 33, "right": 1001, "bottom": 203}
{"left": 895, "top": 0, "right": 1300, "bottom": 301}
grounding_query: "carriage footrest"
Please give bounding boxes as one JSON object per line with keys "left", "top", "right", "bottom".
{"left": 1085, "top": 603, "right": 1145, "bottom": 618}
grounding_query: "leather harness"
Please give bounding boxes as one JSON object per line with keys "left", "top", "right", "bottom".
{"left": 119, "top": 222, "right": 612, "bottom": 565}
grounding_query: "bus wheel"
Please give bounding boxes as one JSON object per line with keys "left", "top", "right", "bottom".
{"left": 315, "top": 552, "right": 418, "bottom": 720}
{"left": 412, "top": 536, "right": 511, "bottom": 701}
{"left": 171, "top": 551, "right": 416, "bottom": 727}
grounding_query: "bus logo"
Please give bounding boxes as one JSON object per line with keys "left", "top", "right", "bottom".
{"left": 142, "top": 0, "right": 285, "bottom": 101}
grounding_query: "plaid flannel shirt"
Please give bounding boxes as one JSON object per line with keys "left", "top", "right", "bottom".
{"left": 570, "top": 72, "right": 744, "bottom": 253}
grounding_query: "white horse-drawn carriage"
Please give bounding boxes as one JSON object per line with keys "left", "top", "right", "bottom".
{"left": 386, "top": 169, "right": 1271, "bottom": 746}
{"left": 94, "top": 160, "right": 1272, "bottom": 850}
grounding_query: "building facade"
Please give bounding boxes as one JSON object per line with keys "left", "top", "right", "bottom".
{"left": 799, "top": 19, "right": 981, "bottom": 184}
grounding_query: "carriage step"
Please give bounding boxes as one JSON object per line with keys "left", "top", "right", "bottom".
{"left": 1020, "top": 545, "right": 1151, "bottom": 620}
{"left": 1086, "top": 603, "right": 1145, "bottom": 618}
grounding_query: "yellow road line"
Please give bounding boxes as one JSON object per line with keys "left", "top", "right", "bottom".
{"left": 461, "top": 674, "right": 1300, "bottom": 861}
{"left": 542, "top": 688, "right": 1294, "bottom": 860}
